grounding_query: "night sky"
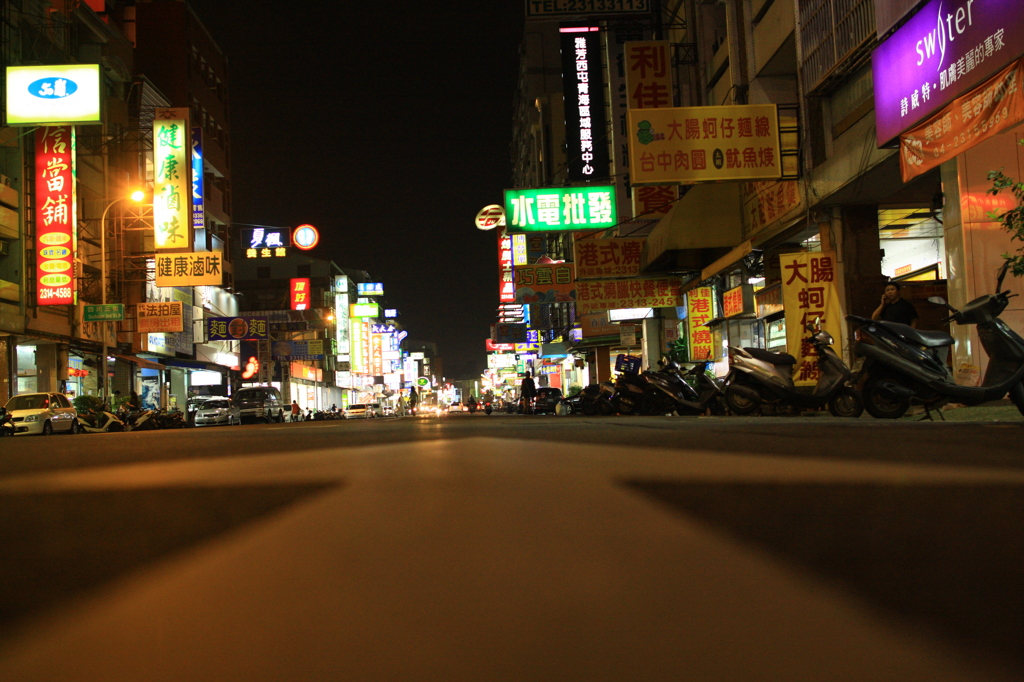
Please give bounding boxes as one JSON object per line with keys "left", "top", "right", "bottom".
{"left": 196, "top": 2, "right": 527, "bottom": 380}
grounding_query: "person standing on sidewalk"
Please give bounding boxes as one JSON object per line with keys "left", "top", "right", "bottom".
{"left": 872, "top": 281, "right": 919, "bottom": 328}
{"left": 520, "top": 371, "right": 537, "bottom": 415}
{"left": 291, "top": 400, "right": 301, "bottom": 422}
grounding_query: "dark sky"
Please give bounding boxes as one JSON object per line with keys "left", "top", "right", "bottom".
{"left": 195, "top": 2, "right": 526, "bottom": 380}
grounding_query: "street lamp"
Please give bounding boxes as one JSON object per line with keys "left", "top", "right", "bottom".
{"left": 99, "top": 190, "right": 145, "bottom": 407}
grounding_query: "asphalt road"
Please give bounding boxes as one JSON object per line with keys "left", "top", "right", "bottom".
{"left": 1, "top": 413, "right": 1022, "bottom": 681}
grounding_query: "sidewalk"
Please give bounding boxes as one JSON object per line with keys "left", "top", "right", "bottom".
{"left": 903, "top": 399, "right": 1023, "bottom": 422}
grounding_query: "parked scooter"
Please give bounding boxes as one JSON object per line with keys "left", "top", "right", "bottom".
{"left": 0, "top": 407, "right": 14, "bottom": 436}
{"left": 848, "top": 261, "right": 1024, "bottom": 419}
{"left": 643, "top": 359, "right": 728, "bottom": 416}
{"left": 78, "top": 408, "right": 125, "bottom": 433}
{"left": 724, "top": 319, "right": 863, "bottom": 417}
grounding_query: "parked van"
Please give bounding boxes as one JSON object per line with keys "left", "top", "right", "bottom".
{"left": 232, "top": 386, "right": 285, "bottom": 423}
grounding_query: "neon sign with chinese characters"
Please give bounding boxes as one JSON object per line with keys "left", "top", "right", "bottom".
{"left": 35, "top": 126, "right": 75, "bottom": 306}
{"left": 153, "top": 108, "right": 191, "bottom": 250}
{"left": 290, "top": 278, "right": 311, "bottom": 311}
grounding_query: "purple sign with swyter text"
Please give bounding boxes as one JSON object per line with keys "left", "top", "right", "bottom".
{"left": 872, "top": 0, "right": 1024, "bottom": 147}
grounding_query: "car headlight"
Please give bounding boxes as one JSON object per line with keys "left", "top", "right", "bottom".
{"left": 24, "top": 414, "right": 39, "bottom": 422}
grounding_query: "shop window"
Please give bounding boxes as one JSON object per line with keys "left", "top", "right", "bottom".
{"left": 878, "top": 207, "right": 945, "bottom": 280}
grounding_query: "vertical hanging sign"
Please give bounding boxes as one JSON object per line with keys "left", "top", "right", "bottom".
{"left": 191, "top": 127, "right": 205, "bottom": 236}
{"left": 779, "top": 252, "right": 843, "bottom": 386}
{"left": 153, "top": 107, "right": 191, "bottom": 251}
{"left": 560, "top": 26, "right": 609, "bottom": 182}
{"left": 35, "top": 126, "right": 76, "bottom": 306}
{"left": 498, "top": 223, "right": 515, "bottom": 302}
{"left": 290, "top": 278, "right": 311, "bottom": 310}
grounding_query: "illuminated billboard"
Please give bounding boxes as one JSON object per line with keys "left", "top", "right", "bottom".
{"left": 504, "top": 186, "right": 616, "bottom": 233}
{"left": 357, "top": 282, "right": 384, "bottom": 296}
{"left": 35, "top": 126, "right": 76, "bottom": 306}
{"left": 290, "top": 278, "right": 311, "bottom": 311}
{"left": 6, "top": 64, "right": 102, "bottom": 126}
{"left": 153, "top": 108, "right": 192, "bottom": 250}
{"left": 243, "top": 227, "right": 289, "bottom": 258}
{"left": 350, "top": 302, "right": 379, "bottom": 318}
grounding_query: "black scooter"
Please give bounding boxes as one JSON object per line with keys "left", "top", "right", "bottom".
{"left": 848, "top": 261, "right": 1024, "bottom": 419}
{"left": 643, "top": 359, "right": 728, "bottom": 416}
{"left": 724, "top": 319, "right": 863, "bottom": 417}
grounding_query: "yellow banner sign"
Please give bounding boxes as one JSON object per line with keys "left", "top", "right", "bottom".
{"left": 780, "top": 252, "right": 843, "bottom": 386}
{"left": 153, "top": 108, "right": 192, "bottom": 250}
{"left": 628, "top": 104, "right": 782, "bottom": 184}
{"left": 154, "top": 251, "right": 224, "bottom": 287}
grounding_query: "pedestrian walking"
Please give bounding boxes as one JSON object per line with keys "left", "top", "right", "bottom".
{"left": 520, "top": 371, "right": 537, "bottom": 415}
{"left": 291, "top": 400, "right": 301, "bottom": 422}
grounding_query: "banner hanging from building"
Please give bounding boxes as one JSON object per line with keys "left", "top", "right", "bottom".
{"left": 153, "top": 108, "right": 192, "bottom": 250}
{"left": 628, "top": 104, "right": 783, "bottom": 184}
{"left": 900, "top": 55, "right": 1024, "bottom": 181}
{"left": 504, "top": 186, "right": 616, "bottom": 232}
{"left": 513, "top": 262, "right": 575, "bottom": 304}
{"left": 560, "top": 26, "right": 609, "bottom": 182}
{"left": 575, "top": 277, "right": 683, "bottom": 314}
{"left": 742, "top": 180, "right": 803, "bottom": 240}
{"left": 154, "top": 251, "right": 223, "bottom": 287}
{"left": 779, "top": 252, "right": 843, "bottom": 387}
{"left": 686, "top": 287, "right": 715, "bottom": 361}
{"left": 137, "top": 301, "right": 184, "bottom": 333}
{"left": 573, "top": 235, "right": 645, "bottom": 279}
{"left": 34, "top": 126, "right": 75, "bottom": 306}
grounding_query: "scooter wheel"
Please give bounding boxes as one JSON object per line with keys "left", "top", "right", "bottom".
{"left": 724, "top": 383, "right": 760, "bottom": 415}
{"left": 862, "top": 374, "right": 910, "bottom": 419}
{"left": 828, "top": 386, "right": 864, "bottom": 418}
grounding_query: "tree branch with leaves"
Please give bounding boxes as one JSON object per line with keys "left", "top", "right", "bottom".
{"left": 986, "top": 168, "right": 1024, "bottom": 278}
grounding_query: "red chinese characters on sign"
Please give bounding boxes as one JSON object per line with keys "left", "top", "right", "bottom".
{"left": 575, "top": 277, "right": 682, "bottom": 315}
{"left": 780, "top": 252, "right": 843, "bottom": 386}
{"left": 722, "top": 286, "right": 746, "bottom": 318}
{"left": 633, "top": 184, "right": 678, "bottom": 218}
{"left": 624, "top": 41, "right": 673, "bottom": 110}
{"left": 35, "top": 127, "right": 76, "bottom": 306}
{"left": 290, "top": 278, "right": 311, "bottom": 311}
{"left": 137, "top": 301, "right": 184, "bottom": 333}
{"left": 573, "top": 236, "right": 646, "bottom": 279}
{"left": 686, "top": 287, "right": 714, "bottom": 361}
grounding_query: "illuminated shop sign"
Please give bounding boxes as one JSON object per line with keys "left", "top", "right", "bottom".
{"left": 872, "top": 0, "right": 1024, "bottom": 146}
{"left": 559, "top": 27, "right": 609, "bottom": 181}
{"left": 153, "top": 108, "right": 192, "bottom": 250}
{"left": 504, "top": 186, "right": 616, "bottom": 232}
{"left": 242, "top": 227, "right": 289, "bottom": 258}
{"left": 358, "top": 282, "right": 384, "bottom": 296}
{"left": 34, "top": 126, "right": 76, "bottom": 306}
{"left": 527, "top": 0, "right": 650, "bottom": 19}
{"left": 292, "top": 223, "right": 319, "bottom": 250}
{"left": 6, "top": 64, "right": 101, "bottom": 126}
{"left": 154, "top": 252, "right": 223, "bottom": 287}
{"left": 498, "top": 223, "right": 515, "bottom": 302}
{"left": 191, "top": 128, "right": 204, "bottom": 235}
{"left": 628, "top": 104, "right": 783, "bottom": 184}
{"left": 137, "top": 302, "right": 184, "bottom": 333}
{"left": 291, "top": 278, "right": 311, "bottom": 310}
{"left": 206, "top": 316, "right": 269, "bottom": 341}
{"left": 350, "top": 302, "right": 379, "bottom": 318}
{"left": 384, "top": 308, "right": 398, "bottom": 318}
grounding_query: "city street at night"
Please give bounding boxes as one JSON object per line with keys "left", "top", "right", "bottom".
{"left": 0, "top": 414, "right": 1022, "bottom": 681}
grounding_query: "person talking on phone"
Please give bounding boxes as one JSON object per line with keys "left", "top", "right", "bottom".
{"left": 871, "top": 281, "right": 918, "bottom": 328}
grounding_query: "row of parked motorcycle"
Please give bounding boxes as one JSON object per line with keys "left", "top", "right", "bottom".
{"left": 76, "top": 405, "right": 187, "bottom": 433}
{"left": 563, "top": 263, "right": 1024, "bottom": 419}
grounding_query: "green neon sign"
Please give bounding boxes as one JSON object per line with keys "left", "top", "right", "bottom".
{"left": 503, "top": 186, "right": 616, "bottom": 232}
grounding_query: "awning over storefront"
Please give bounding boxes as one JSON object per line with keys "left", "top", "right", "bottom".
{"left": 640, "top": 183, "right": 744, "bottom": 274}
{"left": 161, "top": 358, "right": 224, "bottom": 371}
{"left": 115, "top": 355, "right": 166, "bottom": 370}
{"left": 678, "top": 240, "right": 755, "bottom": 295}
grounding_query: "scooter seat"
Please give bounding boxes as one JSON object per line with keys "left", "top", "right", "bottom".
{"left": 743, "top": 347, "right": 797, "bottom": 365}
{"left": 878, "top": 321, "right": 954, "bottom": 348}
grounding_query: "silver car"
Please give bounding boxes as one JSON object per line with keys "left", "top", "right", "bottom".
{"left": 5, "top": 392, "right": 78, "bottom": 435}
{"left": 194, "top": 398, "right": 241, "bottom": 426}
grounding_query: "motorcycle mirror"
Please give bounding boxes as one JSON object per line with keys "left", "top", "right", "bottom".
{"left": 996, "top": 259, "right": 1010, "bottom": 292}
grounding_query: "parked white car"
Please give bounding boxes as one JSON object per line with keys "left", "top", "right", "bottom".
{"left": 4, "top": 392, "right": 78, "bottom": 435}
{"left": 194, "top": 398, "right": 241, "bottom": 427}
